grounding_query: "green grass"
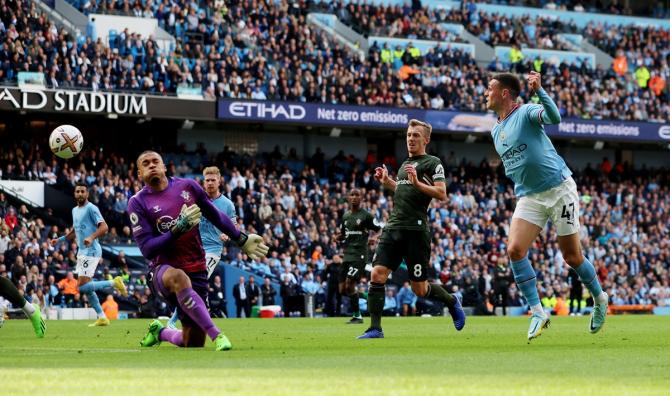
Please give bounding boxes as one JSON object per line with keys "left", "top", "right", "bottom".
{"left": 1, "top": 316, "right": 669, "bottom": 396}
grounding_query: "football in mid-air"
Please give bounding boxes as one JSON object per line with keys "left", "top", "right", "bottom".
{"left": 49, "top": 124, "right": 84, "bottom": 159}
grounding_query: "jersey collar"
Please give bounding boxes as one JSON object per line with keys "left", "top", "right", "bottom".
{"left": 496, "top": 104, "right": 520, "bottom": 124}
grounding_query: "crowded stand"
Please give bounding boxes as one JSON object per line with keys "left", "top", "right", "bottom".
{"left": 1, "top": 137, "right": 669, "bottom": 318}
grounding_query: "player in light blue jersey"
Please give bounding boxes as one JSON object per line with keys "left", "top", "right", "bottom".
{"left": 50, "top": 182, "right": 128, "bottom": 326}
{"left": 486, "top": 72, "right": 608, "bottom": 342}
{"left": 167, "top": 166, "right": 237, "bottom": 329}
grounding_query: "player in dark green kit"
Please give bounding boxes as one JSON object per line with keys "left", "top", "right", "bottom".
{"left": 358, "top": 119, "right": 466, "bottom": 339}
{"left": 337, "top": 188, "right": 381, "bottom": 324}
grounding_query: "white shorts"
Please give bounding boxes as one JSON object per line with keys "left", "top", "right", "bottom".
{"left": 513, "top": 177, "right": 580, "bottom": 236}
{"left": 205, "top": 253, "right": 221, "bottom": 279}
{"left": 76, "top": 255, "right": 101, "bottom": 278}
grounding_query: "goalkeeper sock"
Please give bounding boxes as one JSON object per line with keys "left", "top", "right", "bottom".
{"left": 177, "top": 288, "right": 220, "bottom": 341}
{"left": 159, "top": 328, "right": 184, "bottom": 347}
{"left": 368, "top": 282, "right": 385, "bottom": 330}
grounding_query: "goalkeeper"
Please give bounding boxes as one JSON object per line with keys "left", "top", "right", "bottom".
{"left": 127, "top": 151, "right": 269, "bottom": 351}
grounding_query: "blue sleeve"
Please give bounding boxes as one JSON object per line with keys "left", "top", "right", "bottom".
{"left": 526, "top": 88, "right": 561, "bottom": 125}
{"left": 224, "top": 199, "right": 237, "bottom": 222}
{"left": 127, "top": 196, "right": 176, "bottom": 260}
{"left": 89, "top": 204, "right": 105, "bottom": 226}
{"left": 189, "top": 180, "right": 241, "bottom": 240}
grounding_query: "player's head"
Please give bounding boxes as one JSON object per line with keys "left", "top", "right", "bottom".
{"left": 203, "top": 166, "right": 222, "bottom": 197}
{"left": 136, "top": 150, "right": 167, "bottom": 186}
{"left": 406, "top": 119, "right": 431, "bottom": 156}
{"left": 73, "top": 181, "right": 88, "bottom": 206}
{"left": 347, "top": 188, "right": 362, "bottom": 208}
{"left": 486, "top": 73, "right": 521, "bottom": 111}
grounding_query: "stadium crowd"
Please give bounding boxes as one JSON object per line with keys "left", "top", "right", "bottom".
{"left": 0, "top": 0, "right": 667, "bottom": 122}
{"left": 1, "top": 141, "right": 669, "bottom": 319}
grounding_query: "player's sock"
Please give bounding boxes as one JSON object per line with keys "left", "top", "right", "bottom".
{"left": 168, "top": 310, "right": 179, "bottom": 328}
{"left": 425, "top": 283, "right": 456, "bottom": 308}
{"left": 22, "top": 300, "right": 36, "bottom": 316}
{"left": 349, "top": 292, "right": 361, "bottom": 317}
{"left": 86, "top": 290, "right": 107, "bottom": 319}
{"left": 0, "top": 276, "right": 27, "bottom": 307}
{"left": 368, "top": 282, "right": 385, "bottom": 330}
{"left": 159, "top": 328, "right": 184, "bottom": 347}
{"left": 177, "top": 288, "right": 220, "bottom": 340}
{"left": 79, "top": 280, "right": 113, "bottom": 293}
{"left": 574, "top": 258, "right": 607, "bottom": 303}
{"left": 511, "top": 255, "right": 542, "bottom": 310}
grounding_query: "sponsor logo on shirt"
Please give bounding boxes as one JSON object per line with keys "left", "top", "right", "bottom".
{"left": 157, "top": 215, "right": 178, "bottom": 234}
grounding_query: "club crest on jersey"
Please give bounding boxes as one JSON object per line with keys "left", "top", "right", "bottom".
{"left": 500, "top": 131, "right": 508, "bottom": 147}
{"left": 180, "top": 190, "right": 191, "bottom": 202}
{"left": 356, "top": 219, "right": 362, "bottom": 225}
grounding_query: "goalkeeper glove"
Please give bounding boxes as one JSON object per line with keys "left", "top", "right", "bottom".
{"left": 236, "top": 232, "right": 269, "bottom": 261}
{"left": 171, "top": 204, "right": 202, "bottom": 235}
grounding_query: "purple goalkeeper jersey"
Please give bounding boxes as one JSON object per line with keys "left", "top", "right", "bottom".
{"left": 127, "top": 177, "right": 240, "bottom": 273}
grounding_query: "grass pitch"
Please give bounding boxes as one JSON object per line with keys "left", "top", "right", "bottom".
{"left": 1, "top": 315, "right": 669, "bottom": 396}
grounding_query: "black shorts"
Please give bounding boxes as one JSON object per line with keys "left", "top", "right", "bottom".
{"left": 372, "top": 229, "right": 430, "bottom": 282}
{"left": 339, "top": 260, "right": 366, "bottom": 282}
{"left": 148, "top": 265, "right": 209, "bottom": 328}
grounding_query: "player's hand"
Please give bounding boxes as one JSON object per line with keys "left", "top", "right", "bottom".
{"left": 374, "top": 164, "right": 389, "bottom": 184}
{"left": 49, "top": 238, "right": 58, "bottom": 247}
{"left": 219, "top": 233, "right": 230, "bottom": 242}
{"left": 236, "top": 232, "right": 269, "bottom": 261}
{"left": 527, "top": 71, "right": 542, "bottom": 93}
{"left": 405, "top": 164, "right": 418, "bottom": 185}
{"left": 172, "top": 204, "right": 202, "bottom": 235}
{"left": 83, "top": 236, "right": 93, "bottom": 247}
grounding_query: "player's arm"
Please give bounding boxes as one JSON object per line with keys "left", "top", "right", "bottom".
{"left": 50, "top": 228, "right": 75, "bottom": 246}
{"left": 128, "top": 197, "right": 178, "bottom": 260}
{"left": 374, "top": 164, "right": 397, "bottom": 191}
{"left": 191, "top": 181, "right": 241, "bottom": 240}
{"left": 527, "top": 71, "right": 561, "bottom": 125}
{"left": 405, "top": 163, "right": 447, "bottom": 201}
{"left": 190, "top": 180, "right": 269, "bottom": 260}
{"left": 85, "top": 206, "right": 108, "bottom": 246}
{"left": 335, "top": 220, "right": 346, "bottom": 243}
{"left": 84, "top": 221, "right": 108, "bottom": 247}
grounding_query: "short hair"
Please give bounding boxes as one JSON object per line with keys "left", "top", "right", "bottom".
{"left": 136, "top": 150, "right": 161, "bottom": 168}
{"left": 492, "top": 73, "right": 521, "bottom": 98}
{"left": 203, "top": 166, "right": 221, "bottom": 177}
{"left": 74, "top": 181, "right": 87, "bottom": 190}
{"left": 408, "top": 119, "right": 432, "bottom": 138}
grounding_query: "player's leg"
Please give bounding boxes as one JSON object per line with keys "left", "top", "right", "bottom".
{"left": 558, "top": 233, "right": 608, "bottom": 332}
{"left": 0, "top": 276, "right": 45, "bottom": 337}
{"left": 358, "top": 230, "right": 401, "bottom": 339}
{"left": 76, "top": 256, "right": 110, "bottom": 326}
{"left": 357, "top": 265, "right": 391, "bottom": 339}
{"left": 407, "top": 230, "right": 464, "bottom": 331}
{"left": 161, "top": 267, "right": 231, "bottom": 350}
{"left": 182, "top": 325, "right": 206, "bottom": 347}
{"left": 167, "top": 309, "right": 179, "bottom": 329}
{"left": 509, "top": 206, "right": 549, "bottom": 341}
{"left": 552, "top": 178, "right": 607, "bottom": 333}
{"left": 345, "top": 263, "right": 364, "bottom": 323}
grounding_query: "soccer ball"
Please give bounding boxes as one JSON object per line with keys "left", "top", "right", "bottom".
{"left": 49, "top": 125, "right": 84, "bottom": 159}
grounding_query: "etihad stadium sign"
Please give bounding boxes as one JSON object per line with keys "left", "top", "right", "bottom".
{"left": 218, "top": 98, "right": 670, "bottom": 143}
{"left": 0, "top": 86, "right": 216, "bottom": 120}
{"left": 0, "top": 87, "right": 147, "bottom": 115}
